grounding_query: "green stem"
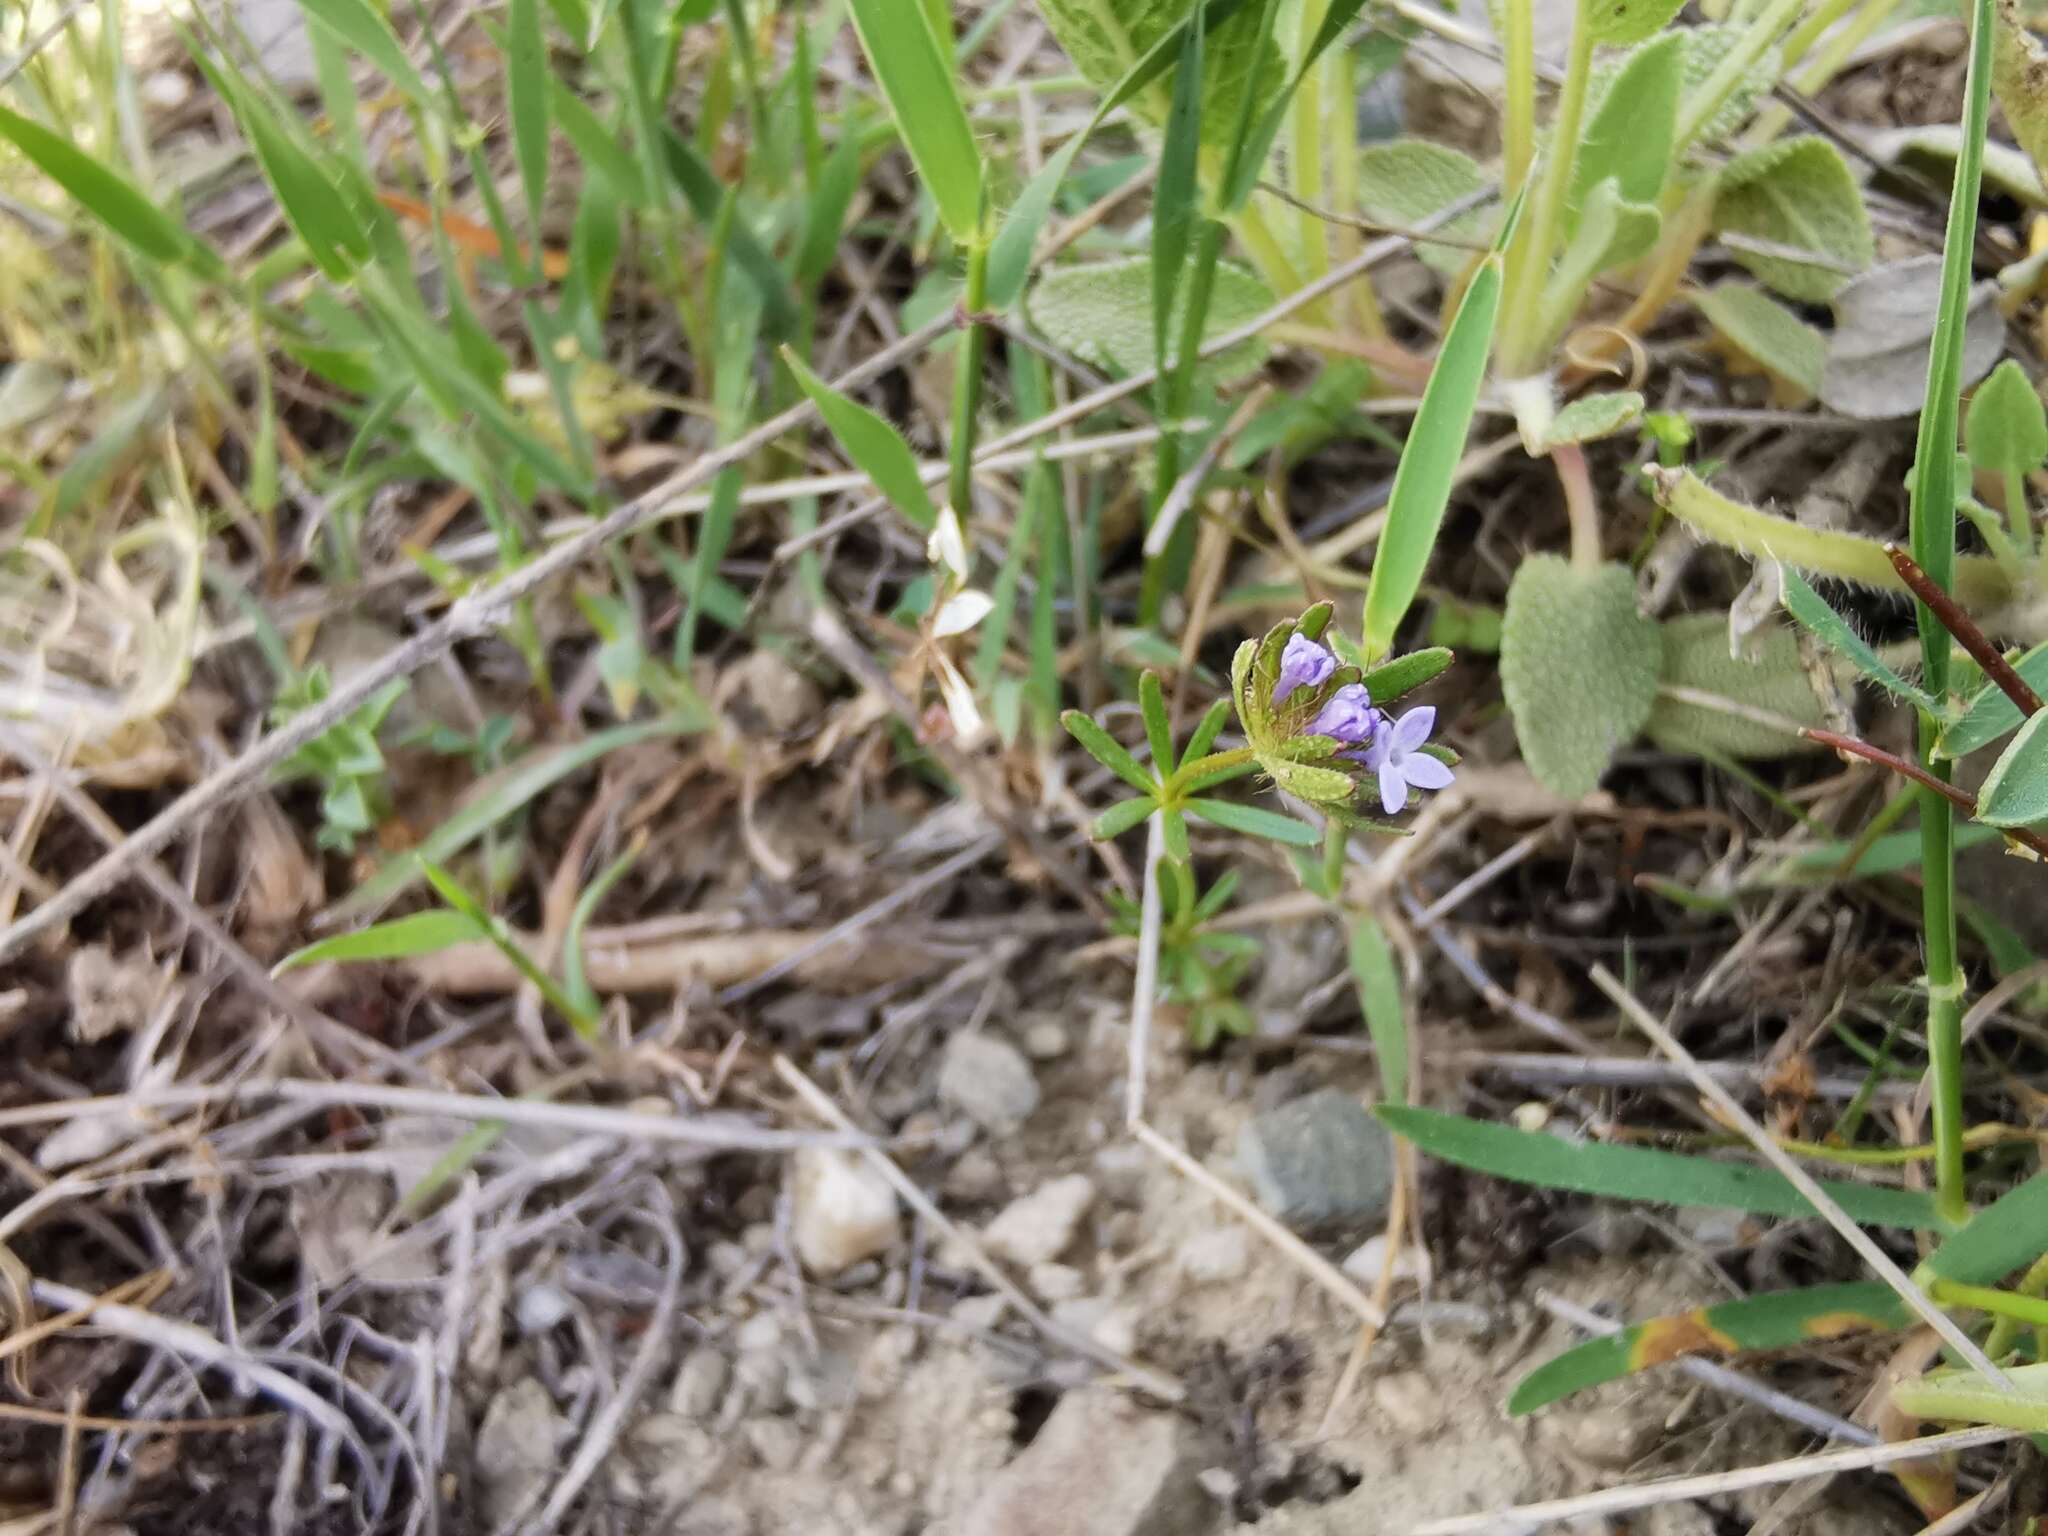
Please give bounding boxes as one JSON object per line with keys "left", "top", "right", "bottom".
{"left": 1746, "top": 0, "right": 1906, "bottom": 146}
{"left": 1984, "top": 1251, "right": 2048, "bottom": 1360}
{"left": 1500, "top": 0, "right": 1535, "bottom": 200}
{"left": 1498, "top": 0, "right": 1596, "bottom": 376}
{"left": 1674, "top": 0, "right": 1807, "bottom": 149}
{"left": 948, "top": 237, "right": 991, "bottom": 521}
{"left": 2006, "top": 467, "right": 2034, "bottom": 559}
{"left": 1922, "top": 747, "right": 1969, "bottom": 1228}
{"left": 1932, "top": 1280, "right": 2048, "bottom": 1330}
{"left": 1891, "top": 1365, "right": 2048, "bottom": 1432}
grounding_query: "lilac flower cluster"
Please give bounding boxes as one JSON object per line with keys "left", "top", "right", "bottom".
{"left": 1275, "top": 633, "right": 1455, "bottom": 815}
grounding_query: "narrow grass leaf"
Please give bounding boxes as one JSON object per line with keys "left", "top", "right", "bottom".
{"left": 677, "top": 468, "right": 741, "bottom": 667}
{"left": 273, "top": 909, "right": 484, "bottom": 971}
{"left": 326, "top": 717, "right": 696, "bottom": 920}
{"left": 1939, "top": 640, "right": 2048, "bottom": 759}
{"left": 1138, "top": 671, "right": 1175, "bottom": 774}
{"left": 783, "top": 349, "right": 938, "bottom": 529}
{"left": 295, "top": 0, "right": 434, "bottom": 107}
{"left": 562, "top": 839, "right": 643, "bottom": 1018}
{"left": 508, "top": 0, "right": 550, "bottom": 227}
{"left": 844, "top": 0, "right": 983, "bottom": 242}
{"left": 1152, "top": 10, "right": 1204, "bottom": 369}
{"left": 1379, "top": 1106, "right": 1946, "bottom": 1229}
{"left": 0, "top": 105, "right": 220, "bottom": 277}
{"left": 1976, "top": 710, "right": 2048, "bottom": 827}
{"left": 1509, "top": 1282, "right": 1910, "bottom": 1414}
{"left": 548, "top": 83, "right": 641, "bottom": 203}
{"left": 1361, "top": 254, "right": 1502, "bottom": 657}
{"left": 1349, "top": 914, "right": 1408, "bottom": 1105}
{"left": 1782, "top": 568, "right": 1936, "bottom": 710}
{"left": 1924, "top": 1172, "right": 2048, "bottom": 1283}
{"left": 419, "top": 861, "right": 596, "bottom": 1035}
{"left": 662, "top": 127, "right": 797, "bottom": 334}
{"left": 1183, "top": 798, "right": 1319, "bottom": 844}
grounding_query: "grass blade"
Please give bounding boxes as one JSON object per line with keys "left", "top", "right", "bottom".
{"left": 325, "top": 716, "right": 696, "bottom": 921}
{"left": 1781, "top": 568, "right": 1936, "bottom": 710}
{"left": 1360, "top": 252, "right": 1503, "bottom": 658}
{"left": 508, "top": 0, "right": 550, "bottom": 229}
{"left": 1510, "top": 1282, "right": 1910, "bottom": 1415}
{"left": 843, "top": 0, "right": 983, "bottom": 243}
{"left": 1924, "top": 1172, "right": 2048, "bottom": 1283}
{"left": 1152, "top": 9, "right": 1204, "bottom": 370}
{"left": 294, "top": 0, "right": 434, "bottom": 108}
{"left": 419, "top": 861, "right": 597, "bottom": 1035}
{"left": 0, "top": 104, "right": 221, "bottom": 278}
{"left": 273, "top": 909, "right": 484, "bottom": 971}
{"left": 1379, "top": 1105, "right": 1946, "bottom": 1229}
{"left": 1349, "top": 913, "right": 1408, "bottom": 1106}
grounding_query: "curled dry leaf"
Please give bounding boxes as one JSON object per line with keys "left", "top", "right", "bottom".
{"left": 1820, "top": 257, "right": 2005, "bottom": 420}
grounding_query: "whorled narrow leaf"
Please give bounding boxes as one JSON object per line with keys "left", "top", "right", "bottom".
{"left": 1379, "top": 1105, "right": 1946, "bottom": 1230}
{"left": 844, "top": 0, "right": 983, "bottom": 243}
{"left": 1360, "top": 251, "right": 1504, "bottom": 657}
{"left": 783, "top": 349, "right": 938, "bottom": 530}
{"left": 1183, "top": 797, "right": 1319, "bottom": 844}
{"left": 1061, "top": 710, "right": 1158, "bottom": 794}
{"left": 1510, "top": 1283, "right": 1910, "bottom": 1414}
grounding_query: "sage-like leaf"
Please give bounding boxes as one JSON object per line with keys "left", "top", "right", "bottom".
{"left": 1713, "top": 137, "right": 1872, "bottom": 303}
{"left": 1645, "top": 612, "right": 1829, "bottom": 760}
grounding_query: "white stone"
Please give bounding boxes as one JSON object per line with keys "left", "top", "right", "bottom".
{"left": 982, "top": 1175, "right": 1096, "bottom": 1268}
{"left": 1340, "top": 1234, "right": 1433, "bottom": 1289}
{"left": 1028, "top": 1263, "right": 1087, "bottom": 1301}
{"left": 475, "top": 1379, "right": 560, "bottom": 1528}
{"left": 792, "top": 1147, "right": 900, "bottom": 1276}
{"left": 939, "top": 1031, "right": 1040, "bottom": 1132}
{"left": 1177, "top": 1228, "right": 1251, "bottom": 1285}
{"left": 1022, "top": 1021, "right": 1071, "bottom": 1060}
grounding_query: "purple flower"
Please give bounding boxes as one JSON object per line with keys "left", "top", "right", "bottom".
{"left": 1272, "top": 633, "right": 1337, "bottom": 705}
{"left": 1367, "top": 706, "right": 1455, "bottom": 814}
{"left": 1307, "top": 683, "right": 1379, "bottom": 746}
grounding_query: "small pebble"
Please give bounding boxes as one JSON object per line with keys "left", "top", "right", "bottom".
{"left": 938, "top": 1031, "right": 1040, "bottom": 1133}
{"left": 1177, "top": 1228, "right": 1251, "bottom": 1285}
{"left": 791, "top": 1147, "right": 900, "bottom": 1276}
{"left": 737, "top": 1313, "right": 783, "bottom": 1353}
{"left": 1051, "top": 1297, "right": 1139, "bottom": 1357}
{"left": 982, "top": 1175, "right": 1096, "bottom": 1268}
{"left": 513, "top": 1281, "right": 573, "bottom": 1335}
{"left": 745, "top": 1417, "right": 802, "bottom": 1472}
{"left": 1022, "top": 1021, "right": 1070, "bottom": 1060}
{"left": 1237, "top": 1089, "right": 1395, "bottom": 1232}
{"left": 1341, "top": 1235, "right": 1433, "bottom": 1289}
{"left": 1028, "top": 1263, "right": 1086, "bottom": 1302}
{"left": 945, "top": 1149, "right": 1006, "bottom": 1203}
{"left": 669, "top": 1348, "right": 731, "bottom": 1419}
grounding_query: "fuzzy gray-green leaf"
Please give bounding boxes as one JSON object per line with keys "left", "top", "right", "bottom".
{"left": 1354, "top": 139, "right": 1495, "bottom": 278}
{"left": 1573, "top": 32, "right": 1682, "bottom": 221}
{"left": 1028, "top": 256, "right": 1270, "bottom": 383}
{"left": 1500, "top": 556, "right": 1663, "bottom": 798}
{"left": 1037, "top": 0, "right": 1284, "bottom": 155}
{"left": 1713, "top": 137, "right": 1873, "bottom": 303}
{"left": 1645, "top": 613, "right": 1829, "bottom": 759}
{"left": 1585, "top": 0, "right": 1684, "bottom": 50}
{"left": 1694, "top": 282, "right": 1825, "bottom": 398}
{"left": 1542, "top": 391, "right": 1645, "bottom": 449}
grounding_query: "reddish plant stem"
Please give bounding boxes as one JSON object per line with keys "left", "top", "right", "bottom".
{"left": 1803, "top": 728, "right": 2048, "bottom": 860}
{"left": 1884, "top": 544, "right": 2044, "bottom": 718}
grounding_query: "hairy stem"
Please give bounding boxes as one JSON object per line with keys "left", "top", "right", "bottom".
{"left": 1554, "top": 443, "right": 1602, "bottom": 570}
{"left": 1499, "top": 0, "right": 1535, "bottom": 200}
{"left": 1499, "top": 0, "right": 1595, "bottom": 375}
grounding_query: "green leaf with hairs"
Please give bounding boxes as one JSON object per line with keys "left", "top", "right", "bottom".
{"left": 1354, "top": 139, "right": 1494, "bottom": 278}
{"left": 1938, "top": 639, "right": 2048, "bottom": 759}
{"left": 1994, "top": 0, "right": 2048, "bottom": 185}
{"left": 1063, "top": 710, "right": 1159, "bottom": 793}
{"left": 1541, "top": 391, "right": 1645, "bottom": 450}
{"left": 1713, "top": 137, "right": 1873, "bottom": 303}
{"left": 1647, "top": 611, "right": 1829, "bottom": 759}
{"left": 1380, "top": 1106, "right": 1946, "bottom": 1229}
{"left": 1694, "top": 283, "right": 1825, "bottom": 399}
{"left": 1781, "top": 568, "right": 1936, "bottom": 710}
{"left": 1501, "top": 557, "right": 1662, "bottom": 798}
{"left": 1359, "top": 647, "right": 1453, "bottom": 706}
{"left": 845, "top": 0, "right": 983, "bottom": 241}
{"left": 1573, "top": 32, "right": 1682, "bottom": 218}
{"left": 1092, "top": 796, "right": 1160, "bottom": 839}
{"left": 1184, "top": 797, "right": 1319, "bottom": 844}
{"left": 1540, "top": 179, "right": 1659, "bottom": 344}
{"left": 1027, "top": 256, "right": 1270, "bottom": 384}
{"left": 1678, "top": 25, "right": 1781, "bottom": 145}
{"left": 783, "top": 349, "right": 938, "bottom": 529}
{"left": 1966, "top": 358, "right": 2048, "bottom": 482}
{"left": 1977, "top": 711, "right": 2048, "bottom": 827}
{"left": 1510, "top": 1283, "right": 1910, "bottom": 1415}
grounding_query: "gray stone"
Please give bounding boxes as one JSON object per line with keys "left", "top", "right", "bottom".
{"left": 954, "top": 1388, "right": 1220, "bottom": 1536}
{"left": 939, "top": 1031, "right": 1040, "bottom": 1132}
{"left": 669, "top": 1347, "right": 731, "bottom": 1419}
{"left": 1176, "top": 1228, "right": 1251, "bottom": 1285}
{"left": 474, "top": 1379, "right": 559, "bottom": 1528}
{"left": 1236, "top": 1089, "right": 1395, "bottom": 1232}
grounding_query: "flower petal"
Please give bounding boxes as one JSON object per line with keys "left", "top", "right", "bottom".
{"left": 1395, "top": 705, "right": 1435, "bottom": 750}
{"left": 1379, "top": 764, "right": 1406, "bottom": 815}
{"left": 1273, "top": 633, "right": 1336, "bottom": 705}
{"left": 934, "top": 655, "right": 983, "bottom": 740}
{"left": 1403, "top": 754, "right": 1455, "bottom": 790}
{"left": 933, "top": 589, "right": 994, "bottom": 637}
{"left": 927, "top": 507, "right": 970, "bottom": 582}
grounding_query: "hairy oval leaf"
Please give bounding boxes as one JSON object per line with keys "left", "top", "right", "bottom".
{"left": 1645, "top": 612, "right": 1829, "bottom": 759}
{"left": 1713, "top": 137, "right": 1873, "bottom": 303}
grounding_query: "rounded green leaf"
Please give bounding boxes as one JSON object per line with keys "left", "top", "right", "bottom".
{"left": 1645, "top": 612, "right": 1829, "bottom": 760}
{"left": 1354, "top": 139, "right": 1495, "bottom": 278}
{"left": 1693, "top": 282, "right": 1825, "bottom": 398}
{"left": 1541, "top": 390, "right": 1645, "bottom": 450}
{"left": 1938, "top": 639, "right": 2048, "bottom": 759}
{"left": 1965, "top": 357, "right": 2048, "bottom": 480}
{"left": 1027, "top": 257, "right": 1271, "bottom": 384}
{"left": 1500, "top": 556, "right": 1663, "bottom": 798}
{"left": 1977, "top": 710, "right": 2048, "bottom": 827}
{"left": 1714, "top": 137, "right": 1873, "bottom": 303}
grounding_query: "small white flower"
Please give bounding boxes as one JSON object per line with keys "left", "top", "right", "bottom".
{"left": 933, "top": 589, "right": 994, "bottom": 638}
{"left": 927, "top": 506, "right": 970, "bottom": 584}
{"left": 932, "top": 653, "right": 983, "bottom": 741}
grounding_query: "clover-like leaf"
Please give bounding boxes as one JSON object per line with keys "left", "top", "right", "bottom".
{"left": 1645, "top": 613, "right": 1829, "bottom": 760}
{"left": 1713, "top": 137, "right": 1872, "bottom": 303}
{"left": 1028, "top": 256, "right": 1271, "bottom": 385}
{"left": 1542, "top": 391, "right": 1646, "bottom": 450}
{"left": 1977, "top": 711, "right": 2048, "bottom": 828}
{"left": 1693, "top": 282, "right": 1825, "bottom": 401}
{"left": 1354, "top": 139, "right": 1496, "bottom": 278}
{"left": 1500, "top": 556, "right": 1663, "bottom": 798}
